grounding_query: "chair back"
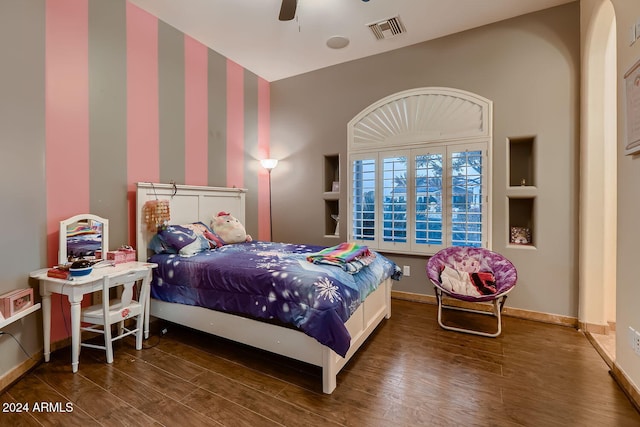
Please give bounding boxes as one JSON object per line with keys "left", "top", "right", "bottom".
{"left": 427, "top": 247, "right": 517, "bottom": 301}
{"left": 101, "top": 268, "right": 149, "bottom": 320}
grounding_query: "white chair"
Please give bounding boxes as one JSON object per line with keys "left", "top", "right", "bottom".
{"left": 80, "top": 268, "right": 150, "bottom": 363}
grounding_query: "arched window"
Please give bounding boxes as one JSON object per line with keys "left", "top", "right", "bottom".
{"left": 347, "top": 87, "right": 492, "bottom": 255}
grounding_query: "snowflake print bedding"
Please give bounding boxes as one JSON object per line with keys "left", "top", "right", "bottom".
{"left": 149, "top": 241, "right": 400, "bottom": 357}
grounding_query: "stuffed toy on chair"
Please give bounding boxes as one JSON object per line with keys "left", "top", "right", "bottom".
{"left": 211, "top": 211, "right": 252, "bottom": 244}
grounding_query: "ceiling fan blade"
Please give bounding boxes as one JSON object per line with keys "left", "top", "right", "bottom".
{"left": 279, "top": 0, "right": 297, "bottom": 21}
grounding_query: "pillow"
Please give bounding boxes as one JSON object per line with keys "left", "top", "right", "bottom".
{"left": 154, "top": 224, "right": 210, "bottom": 256}
{"left": 148, "top": 233, "right": 177, "bottom": 254}
{"left": 182, "top": 222, "right": 225, "bottom": 249}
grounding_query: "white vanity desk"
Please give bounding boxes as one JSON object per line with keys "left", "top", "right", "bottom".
{"left": 30, "top": 261, "right": 156, "bottom": 372}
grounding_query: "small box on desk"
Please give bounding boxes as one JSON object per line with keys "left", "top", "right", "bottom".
{"left": 96, "top": 248, "right": 136, "bottom": 264}
{"left": 119, "top": 247, "right": 136, "bottom": 262}
{"left": 0, "top": 288, "right": 34, "bottom": 318}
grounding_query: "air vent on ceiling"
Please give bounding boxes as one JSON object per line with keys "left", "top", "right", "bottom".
{"left": 368, "top": 16, "right": 406, "bottom": 40}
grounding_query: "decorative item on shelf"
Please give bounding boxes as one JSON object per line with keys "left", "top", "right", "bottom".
{"left": 520, "top": 178, "right": 526, "bottom": 186}
{"left": 0, "top": 288, "right": 34, "bottom": 318}
{"left": 510, "top": 226, "right": 532, "bottom": 245}
{"left": 331, "top": 214, "right": 340, "bottom": 236}
{"left": 332, "top": 181, "right": 340, "bottom": 192}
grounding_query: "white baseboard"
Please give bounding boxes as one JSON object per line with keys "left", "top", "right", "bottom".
{"left": 391, "top": 290, "right": 577, "bottom": 327}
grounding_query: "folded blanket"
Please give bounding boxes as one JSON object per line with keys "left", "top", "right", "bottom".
{"left": 307, "top": 242, "right": 376, "bottom": 274}
{"left": 311, "top": 253, "right": 377, "bottom": 274}
{"left": 307, "top": 242, "right": 371, "bottom": 263}
{"left": 439, "top": 266, "right": 497, "bottom": 297}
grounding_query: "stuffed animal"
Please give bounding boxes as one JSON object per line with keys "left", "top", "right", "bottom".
{"left": 454, "top": 257, "right": 481, "bottom": 273}
{"left": 211, "top": 211, "right": 252, "bottom": 244}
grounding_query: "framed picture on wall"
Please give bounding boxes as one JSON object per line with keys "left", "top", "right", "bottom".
{"left": 624, "top": 58, "right": 640, "bottom": 155}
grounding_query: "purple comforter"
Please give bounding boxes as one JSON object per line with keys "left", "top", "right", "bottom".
{"left": 150, "top": 241, "right": 401, "bottom": 356}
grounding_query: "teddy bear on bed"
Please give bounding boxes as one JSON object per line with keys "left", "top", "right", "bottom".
{"left": 211, "top": 211, "right": 252, "bottom": 244}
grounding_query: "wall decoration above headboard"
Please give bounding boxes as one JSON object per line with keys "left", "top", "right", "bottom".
{"left": 135, "top": 182, "right": 247, "bottom": 261}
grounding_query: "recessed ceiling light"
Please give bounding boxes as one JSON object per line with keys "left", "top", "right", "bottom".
{"left": 326, "top": 36, "right": 350, "bottom": 49}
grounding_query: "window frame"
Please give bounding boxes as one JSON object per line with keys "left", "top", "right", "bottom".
{"left": 349, "top": 141, "right": 490, "bottom": 255}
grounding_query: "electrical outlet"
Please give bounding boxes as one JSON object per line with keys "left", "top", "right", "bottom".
{"left": 629, "top": 326, "right": 636, "bottom": 350}
{"left": 635, "top": 330, "right": 640, "bottom": 356}
{"left": 403, "top": 265, "right": 411, "bottom": 276}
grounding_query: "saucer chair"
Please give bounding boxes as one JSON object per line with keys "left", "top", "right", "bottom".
{"left": 426, "top": 247, "right": 517, "bottom": 337}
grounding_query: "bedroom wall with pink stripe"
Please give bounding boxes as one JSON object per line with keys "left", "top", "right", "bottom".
{"left": 126, "top": 2, "right": 159, "bottom": 245}
{"left": 226, "top": 60, "right": 245, "bottom": 189}
{"left": 46, "top": 0, "right": 89, "bottom": 268}
{"left": 37, "top": 0, "right": 271, "bottom": 343}
{"left": 45, "top": 0, "right": 90, "bottom": 342}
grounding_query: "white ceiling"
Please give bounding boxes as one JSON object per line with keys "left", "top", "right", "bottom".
{"left": 129, "top": 0, "right": 574, "bottom": 82}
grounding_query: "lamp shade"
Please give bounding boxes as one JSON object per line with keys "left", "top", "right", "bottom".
{"left": 261, "top": 158, "right": 278, "bottom": 170}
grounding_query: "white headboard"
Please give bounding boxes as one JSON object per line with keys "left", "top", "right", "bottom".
{"left": 135, "top": 182, "right": 247, "bottom": 261}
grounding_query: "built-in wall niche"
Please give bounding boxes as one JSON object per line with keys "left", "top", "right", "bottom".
{"left": 324, "top": 199, "right": 340, "bottom": 237}
{"left": 508, "top": 197, "right": 535, "bottom": 247}
{"left": 323, "top": 154, "right": 340, "bottom": 238}
{"left": 508, "top": 136, "right": 535, "bottom": 187}
{"left": 324, "top": 154, "right": 340, "bottom": 194}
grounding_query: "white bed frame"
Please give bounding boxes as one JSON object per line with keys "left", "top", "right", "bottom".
{"left": 135, "top": 182, "right": 392, "bottom": 394}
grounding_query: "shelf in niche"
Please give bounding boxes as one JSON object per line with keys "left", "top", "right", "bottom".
{"left": 323, "top": 191, "right": 339, "bottom": 200}
{"left": 507, "top": 243, "right": 537, "bottom": 250}
{"left": 506, "top": 186, "right": 537, "bottom": 197}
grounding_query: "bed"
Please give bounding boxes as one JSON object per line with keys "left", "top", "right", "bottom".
{"left": 135, "top": 182, "right": 400, "bottom": 393}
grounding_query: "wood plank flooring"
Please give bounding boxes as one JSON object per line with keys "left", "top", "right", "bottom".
{"left": 2, "top": 299, "right": 639, "bottom": 426}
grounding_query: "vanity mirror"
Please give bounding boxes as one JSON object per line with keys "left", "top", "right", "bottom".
{"left": 59, "top": 214, "right": 109, "bottom": 265}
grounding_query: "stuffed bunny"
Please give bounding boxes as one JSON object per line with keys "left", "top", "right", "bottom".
{"left": 210, "top": 211, "right": 252, "bottom": 244}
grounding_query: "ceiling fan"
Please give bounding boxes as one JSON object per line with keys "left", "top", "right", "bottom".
{"left": 278, "top": 0, "right": 297, "bottom": 21}
{"left": 278, "top": 0, "right": 368, "bottom": 21}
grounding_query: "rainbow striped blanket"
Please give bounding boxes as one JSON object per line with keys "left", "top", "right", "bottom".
{"left": 306, "top": 242, "right": 376, "bottom": 273}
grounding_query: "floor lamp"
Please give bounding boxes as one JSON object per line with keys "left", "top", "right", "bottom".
{"left": 260, "top": 159, "right": 278, "bottom": 240}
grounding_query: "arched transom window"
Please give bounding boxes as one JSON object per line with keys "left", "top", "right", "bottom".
{"left": 347, "top": 87, "right": 493, "bottom": 255}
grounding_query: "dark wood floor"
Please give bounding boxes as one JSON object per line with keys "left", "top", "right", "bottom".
{"left": 2, "top": 299, "right": 639, "bottom": 426}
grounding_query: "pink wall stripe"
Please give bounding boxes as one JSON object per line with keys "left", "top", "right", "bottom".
{"left": 185, "top": 36, "right": 208, "bottom": 186}
{"left": 226, "top": 60, "right": 244, "bottom": 188}
{"left": 257, "top": 78, "right": 271, "bottom": 240}
{"left": 45, "top": 0, "right": 89, "bottom": 341}
{"left": 126, "top": 2, "right": 159, "bottom": 244}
